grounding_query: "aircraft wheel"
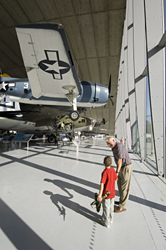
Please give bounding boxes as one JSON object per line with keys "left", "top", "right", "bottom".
{"left": 48, "top": 134, "right": 55, "bottom": 143}
{"left": 69, "top": 111, "right": 79, "bottom": 121}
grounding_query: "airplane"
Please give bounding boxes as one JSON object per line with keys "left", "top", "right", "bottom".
{"left": 0, "top": 111, "right": 97, "bottom": 142}
{"left": 0, "top": 23, "right": 112, "bottom": 142}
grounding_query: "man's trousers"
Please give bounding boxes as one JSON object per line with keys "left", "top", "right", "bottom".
{"left": 117, "top": 163, "right": 133, "bottom": 209}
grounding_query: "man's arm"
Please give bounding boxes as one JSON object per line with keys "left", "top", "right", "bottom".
{"left": 116, "top": 159, "right": 122, "bottom": 174}
{"left": 97, "top": 182, "right": 104, "bottom": 201}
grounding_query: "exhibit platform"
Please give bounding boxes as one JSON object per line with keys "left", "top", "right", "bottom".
{"left": 0, "top": 138, "right": 166, "bottom": 250}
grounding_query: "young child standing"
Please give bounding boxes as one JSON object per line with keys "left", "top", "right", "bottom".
{"left": 97, "top": 156, "right": 118, "bottom": 228}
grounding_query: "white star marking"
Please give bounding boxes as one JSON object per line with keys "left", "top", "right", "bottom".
{"left": 43, "top": 62, "right": 68, "bottom": 79}
{"left": 0, "top": 81, "right": 8, "bottom": 91}
{"left": 43, "top": 61, "right": 59, "bottom": 73}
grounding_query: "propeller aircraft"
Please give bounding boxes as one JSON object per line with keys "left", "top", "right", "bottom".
{"left": 0, "top": 23, "right": 113, "bottom": 141}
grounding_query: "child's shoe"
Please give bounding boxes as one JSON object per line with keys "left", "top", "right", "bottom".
{"left": 100, "top": 220, "right": 110, "bottom": 228}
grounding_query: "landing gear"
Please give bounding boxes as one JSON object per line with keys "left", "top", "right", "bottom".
{"left": 48, "top": 134, "right": 56, "bottom": 143}
{"left": 69, "top": 110, "right": 79, "bottom": 121}
{"left": 48, "top": 134, "right": 58, "bottom": 145}
{"left": 62, "top": 85, "right": 79, "bottom": 122}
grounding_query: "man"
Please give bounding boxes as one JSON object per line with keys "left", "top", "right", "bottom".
{"left": 106, "top": 136, "right": 133, "bottom": 213}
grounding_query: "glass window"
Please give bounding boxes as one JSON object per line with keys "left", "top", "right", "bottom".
{"left": 164, "top": 0, "right": 166, "bottom": 31}
{"left": 145, "top": 75, "right": 157, "bottom": 173}
{"left": 164, "top": 0, "right": 166, "bottom": 180}
{"left": 136, "top": 122, "right": 141, "bottom": 156}
{"left": 131, "top": 120, "right": 138, "bottom": 152}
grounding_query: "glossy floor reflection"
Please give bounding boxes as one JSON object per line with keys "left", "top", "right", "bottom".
{"left": 0, "top": 138, "right": 166, "bottom": 250}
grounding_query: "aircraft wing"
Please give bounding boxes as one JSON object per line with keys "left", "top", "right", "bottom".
{"left": 15, "top": 23, "right": 81, "bottom": 99}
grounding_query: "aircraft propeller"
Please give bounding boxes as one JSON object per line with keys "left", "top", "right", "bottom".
{"left": 108, "top": 74, "right": 114, "bottom": 106}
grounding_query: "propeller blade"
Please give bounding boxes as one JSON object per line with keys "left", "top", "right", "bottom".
{"left": 102, "top": 118, "right": 106, "bottom": 124}
{"left": 108, "top": 74, "right": 111, "bottom": 94}
{"left": 110, "top": 97, "right": 114, "bottom": 106}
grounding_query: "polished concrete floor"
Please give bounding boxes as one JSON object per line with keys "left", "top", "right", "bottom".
{"left": 0, "top": 138, "right": 166, "bottom": 250}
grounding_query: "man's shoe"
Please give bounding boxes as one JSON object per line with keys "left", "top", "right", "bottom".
{"left": 114, "top": 207, "right": 126, "bottom": 213}
{"left": 115, "top": 201, "right": 120, "bottom": 205}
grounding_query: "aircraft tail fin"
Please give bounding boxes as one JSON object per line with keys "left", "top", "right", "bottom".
{"left": 0, "top": 73, "right": 10, "bottom": 77}
{"left": 0, "top": 73, "right": 11, "bottom": 83}
{"left": 0, "top": 77, "right": 12, "bottom": 83}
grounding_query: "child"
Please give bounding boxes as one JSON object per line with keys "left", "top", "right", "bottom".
{"left": 97, "top": 156, "right": 118, "bottom": 228}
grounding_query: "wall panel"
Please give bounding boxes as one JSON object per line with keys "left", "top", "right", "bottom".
{"left": 126, "top": 0, "right": 135, "bottom": 150}
{"left": 133, "top": 0, "right": 146, "bottom": 160}
{"left": 145, "top": 0, "right": 165, "bottom": 175}
{"left": 116, "top": 0, "right": 165, "bottom": 178}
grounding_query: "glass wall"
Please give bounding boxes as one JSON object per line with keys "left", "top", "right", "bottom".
{"left": 164, "top": 0, "right": 166, "bottom": 179}
{"left": 131, "top": 120, "right": 140, "bottom": 156}
{"left": 115, "top": 0, "right": 165, "bottom": 179}
{"left": 145, "top": 75, "right": 157, "bottom": 173}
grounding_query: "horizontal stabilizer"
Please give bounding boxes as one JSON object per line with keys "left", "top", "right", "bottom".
{"left": 16, "top": 23, "right": 81, "bottom": 99}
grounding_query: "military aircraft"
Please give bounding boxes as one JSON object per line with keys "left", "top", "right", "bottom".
{"left": 0, "top": 23, "right": 111, "bottom": 141}
{"left": 0, "top": 110, "right": 97, "bottom": 142}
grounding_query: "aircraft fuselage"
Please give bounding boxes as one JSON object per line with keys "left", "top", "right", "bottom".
{"left": 0, "top": 77, "right": 109, "bottom": 108}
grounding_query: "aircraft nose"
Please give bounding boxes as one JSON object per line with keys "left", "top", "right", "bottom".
{"left": 100, "top": 85, "right": 109, "bottom": 103}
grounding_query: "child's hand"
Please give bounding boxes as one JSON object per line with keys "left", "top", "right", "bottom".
{"left": 97, "top": 195, "right": 102, "bottom": 202}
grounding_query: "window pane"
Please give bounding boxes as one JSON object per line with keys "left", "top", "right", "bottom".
{"left": 131, "top": 120, "right": 140, "bottom": 156}
{"left": 146, "top": 76, "right": 157, "bottom": 173}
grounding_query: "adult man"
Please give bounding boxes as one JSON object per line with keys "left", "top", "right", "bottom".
{"left": 106, "top": 136, "right": 133, "bottom": 212}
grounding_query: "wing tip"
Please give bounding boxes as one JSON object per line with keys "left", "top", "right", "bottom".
{"left": 15, "top": 22, "right": 64, "bottom": 30}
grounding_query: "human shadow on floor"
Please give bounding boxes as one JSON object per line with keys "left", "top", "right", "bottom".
{"left": 129, "top": 194, "right": 166, "bottom": 212}
{"left": 132, "top": 169, "right": 156, "bottom": 176}
{"left": 44, "top": 190, "right": 101, "bottom": 223}
{"left": 44, "top": 178, "right": 94, "bottom": 199}
{"left": 115, "top": 192, "right": 166, "bottom": 212}
{"left": 1, "top": 153, "right": 165, "bottom": 213}
{"left": 44, "top": 179, "right": 166, "bottom": 212}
